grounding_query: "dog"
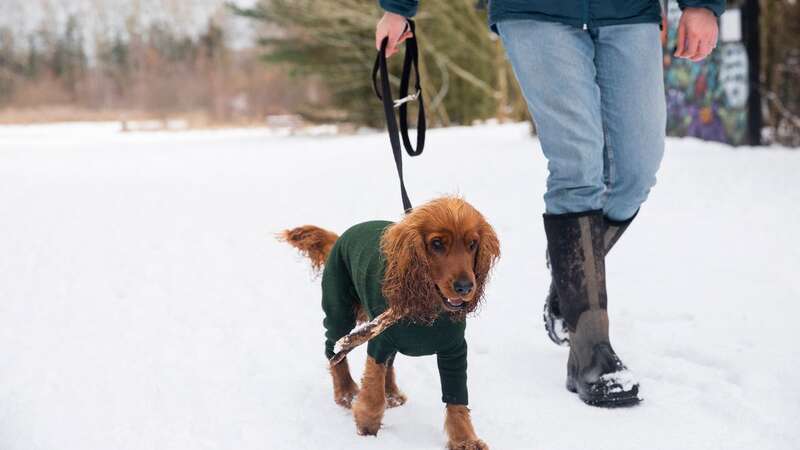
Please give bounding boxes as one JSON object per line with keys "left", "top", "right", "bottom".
{"left": 281, "top": 197, "right": 499, "bottom": 450}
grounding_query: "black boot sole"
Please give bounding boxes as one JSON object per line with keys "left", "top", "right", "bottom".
{"left": 566, "top": 377, "right": 642, "bottom": 408}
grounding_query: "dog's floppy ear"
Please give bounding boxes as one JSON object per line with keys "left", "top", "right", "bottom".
{"left": 381, "top": 221, "right": 439, "bottom": 323}
{"left": 474, "top": 219, "right": 500, "bottom": 295}
{"left": 381, "top": 221, "right": 426, "bottom": 286}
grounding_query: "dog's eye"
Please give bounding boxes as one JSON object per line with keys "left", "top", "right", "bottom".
{"left": 430, "top": 238, "right": 444, "bottom": 252}
{"left": 468, "top": 240, "right": 478, "bottom": 251}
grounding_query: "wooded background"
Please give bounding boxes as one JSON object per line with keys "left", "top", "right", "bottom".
{"left": 0, "top": 0, "right": 797, "bottom": 146}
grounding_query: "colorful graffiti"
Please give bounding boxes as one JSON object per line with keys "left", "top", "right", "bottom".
{"left": 663, "top": 3, "right": 748, "bottom": 145}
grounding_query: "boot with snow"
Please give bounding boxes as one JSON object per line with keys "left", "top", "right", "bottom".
{"left": 544, "top": 211, "right": 640, "bottom": 407}
{"left": 543, "top": 213, "right": 636, "bottom": 346}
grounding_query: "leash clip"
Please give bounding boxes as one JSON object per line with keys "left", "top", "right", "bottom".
{"left": 393, "top": 89, "right": 421, "bottom": 108}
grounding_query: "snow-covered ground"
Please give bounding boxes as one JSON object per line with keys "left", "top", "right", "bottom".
{"left": 0, "top": 122, "right": 798, "bottom": 450}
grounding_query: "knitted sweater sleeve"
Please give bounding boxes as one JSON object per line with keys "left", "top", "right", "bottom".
{"left": 437, "top": 338, "right": 469, "bottom": 405}
{"left": 321, "top": 242, "right": 358, "bottom": 360}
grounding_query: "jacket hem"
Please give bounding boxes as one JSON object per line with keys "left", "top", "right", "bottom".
{"left": 490, "top": 12, "right": 662, "bottom": 33}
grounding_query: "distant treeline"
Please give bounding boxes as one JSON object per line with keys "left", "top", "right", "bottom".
{"left": 0, "top": 11, "right": 307, "bottom": 124}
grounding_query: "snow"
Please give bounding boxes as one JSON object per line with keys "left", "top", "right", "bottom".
{"left": 600, "top": 369, "right": 638, "bottom": 394}
{"left": 0, "top": 122, "right": 798, "bottom": 450}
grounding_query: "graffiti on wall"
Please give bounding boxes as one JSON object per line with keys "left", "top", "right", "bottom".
{"left": 664, "top": 3, "right": 748, "bottom": 145}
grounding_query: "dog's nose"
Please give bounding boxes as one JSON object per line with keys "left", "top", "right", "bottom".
{"left": 453, "top": 278, "right": 474, "bottom": 296}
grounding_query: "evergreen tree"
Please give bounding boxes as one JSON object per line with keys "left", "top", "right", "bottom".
{"left": 51, "top": 15, "right": 88, "bottom": 97}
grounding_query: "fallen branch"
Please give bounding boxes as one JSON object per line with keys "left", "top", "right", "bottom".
{"left": 763, "top": 90, "right": 800, "bottom": 130}
{"left": 424, "top": 42, "right": 503, "bottom": 100}
{"left": 329, "top": 309, "right": 401, "bottom": 366}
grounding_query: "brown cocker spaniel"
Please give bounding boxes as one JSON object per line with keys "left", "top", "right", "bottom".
{"left": 281, "top": 197, "right": 500, "bottom": 450}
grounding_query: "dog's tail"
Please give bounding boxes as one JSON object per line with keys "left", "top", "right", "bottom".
{"left": 279, "top": 225, "right": 339, "bottom": 271}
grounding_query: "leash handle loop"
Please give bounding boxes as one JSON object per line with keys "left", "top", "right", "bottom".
{"left": 371, "top": 19, "right": 426, "bottom": 214}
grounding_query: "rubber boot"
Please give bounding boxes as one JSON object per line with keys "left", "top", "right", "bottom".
{"left": 544, "top": 212, "right": 636, "bottom": 346}
{"left": 543, "top": 211, "right": 640, "bottom": 407}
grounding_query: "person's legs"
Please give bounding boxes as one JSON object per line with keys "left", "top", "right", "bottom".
{"left": 507, "top": 21, "right": 665, "bottom": 342}
{"left": 499, "top": 20, "right": 662, "bottom": 406}
{"left": 595, "top": 23, "right": 666, "bottom": 222}
{"left": 498, "top": 19, "right": 608, "bottom": 349}
{"left": 497, "top": 20, "right": 605, "bottom": 215}
{"left": 546, "top": 21, "right": 665, "bottom": 405}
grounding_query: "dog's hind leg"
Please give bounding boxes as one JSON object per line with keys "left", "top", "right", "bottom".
{"left": 384, "top": 353, "right": 407, "bottom": 408}
{"left": 321, "top": 251, "right": 361, "bottom": 409}
{"left": 330, "top": 357, "right": 359, "bottom": 408}
{"left": 352, "top": 357, "right": 387, "bottom": 436}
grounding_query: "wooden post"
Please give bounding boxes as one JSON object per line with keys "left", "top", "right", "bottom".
{"left": 741, "top": 0, "right": 762, "bottom": 145}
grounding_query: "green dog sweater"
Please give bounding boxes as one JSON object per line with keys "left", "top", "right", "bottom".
{"left": 321, "top": 220, "right": 469, "bottom": 405}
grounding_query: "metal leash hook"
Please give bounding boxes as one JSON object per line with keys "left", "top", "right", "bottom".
{"left": 393, "top": 89, "right": 421, "bottom": 108}
{"left": 390, "top": 20, "right": 421, "bottom": 109}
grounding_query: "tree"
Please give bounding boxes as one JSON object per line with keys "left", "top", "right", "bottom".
{"left": 51, "top": 15, "right": 88, "bottom": 98}
{"left": 761, "top": 0, "right": 800, "bottom": 146}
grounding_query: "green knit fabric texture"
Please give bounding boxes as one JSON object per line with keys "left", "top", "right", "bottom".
{"left": 321, "top": 220, "right": 469, "bottom": 405}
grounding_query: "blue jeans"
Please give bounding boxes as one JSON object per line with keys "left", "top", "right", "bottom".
{"left": 498, "top": 20, "right": 666, "bottom": 221}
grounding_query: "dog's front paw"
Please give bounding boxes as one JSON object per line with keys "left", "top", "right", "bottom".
{"left": 385, "top": 391, "right": 407, "bottom": 408}
{"left": 447, "top": 439, "right": 489, "bottom": 450}
{"left": 353, "top": 405, "right": 382, "bottom": 436}
{"left": 356, "top": 421, "right": 381, "bottom": 436}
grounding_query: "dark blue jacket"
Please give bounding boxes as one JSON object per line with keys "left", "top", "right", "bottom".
{"left": 379, "top": 0, "right": 725, "bottom": 31}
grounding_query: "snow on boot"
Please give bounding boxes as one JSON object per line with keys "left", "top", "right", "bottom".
{"left": 543, "top": 263, "right": 569, "bottom": 346}
{"left": 544, "top": 211, "right": 640, "bottom": 407}
{"left": 543, "top": 212, "right": 636, "bottom": 347}
{"left": 567, "top": 313, "right": 640, "bottom": 407}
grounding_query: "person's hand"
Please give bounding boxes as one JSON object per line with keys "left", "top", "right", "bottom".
{"left": 674, "top": 7, "right": 719, "bottom": 62}
{"left": 375, "top": 12, "right": 413, "bottom": 58}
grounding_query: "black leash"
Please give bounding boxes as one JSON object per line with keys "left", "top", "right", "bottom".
{"left": 372, "top": 20, "right": 426, "bottom": 214}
